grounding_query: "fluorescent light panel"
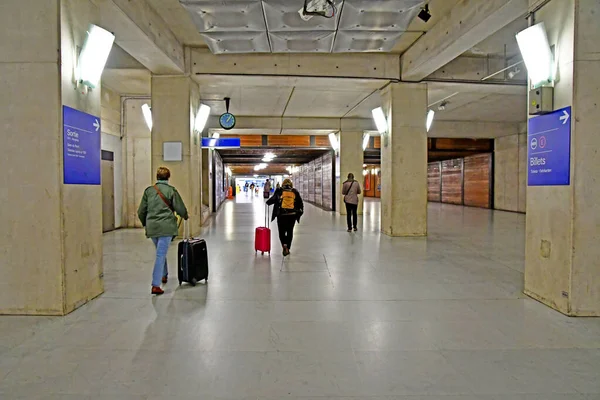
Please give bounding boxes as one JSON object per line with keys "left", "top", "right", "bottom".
{"left": 362, "top": 133, "right": 370, "bottom": 150}
{"left": 195, "top": 104, "right": 211, "bottom": 133}
{"left": 426, "top": 109, "right": 435, "bottom": 132}
{"left": 78, "top": 25, "right": 115, "bottom": 88}
{"left": 371, "top": 107, "right": 387, "bottom": 134}
{"left": 141, "top": 104, "right": 152, "bottom": 131}
{"left": 516, "top": 23, "right": 554, "bottom": 87}
{"left": 328, "top": 133, "right": 339, "bottom": 150}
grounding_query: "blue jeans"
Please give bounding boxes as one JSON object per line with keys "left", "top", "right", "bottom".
{"left": 151, "top": 237, "right": 171, "bottom": 287}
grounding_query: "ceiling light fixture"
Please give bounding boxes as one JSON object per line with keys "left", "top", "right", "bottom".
{"left": 194, "top": 104, "right": 211, "bottom": 133}
{"left": 516, "top": 22, "right": 554, "bottom": 88}
{"left": 371, "top": 107, "right": 388, "bottom": 134}
{"left": 141, "top": 104, "right": 152, "bottom": 131}
{"left": 328, "top": 132, "right": 339, "bottom": 151}
{"left": 77, "top": 24, "right": 115, "bottom": 89}
{"left": 426, "top": 109, "right": 435, "bottom": 132}
{"left": 362, "top": 133, "right": 371, "bottom": 150}
{"left": 418, "top": 4, "right": 431, "bottom": 23}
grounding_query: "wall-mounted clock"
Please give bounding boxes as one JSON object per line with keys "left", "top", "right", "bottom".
{"left": 219, "top": 97, "right": 236, "bottom": 130}
{"left": 219, "top": 112, "right": 236, "bottom": 130}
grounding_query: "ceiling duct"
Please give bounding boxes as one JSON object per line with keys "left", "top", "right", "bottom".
{"left": 180, "top": 0, "right": 425, "bottom": 54}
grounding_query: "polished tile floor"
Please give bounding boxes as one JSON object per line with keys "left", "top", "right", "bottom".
{"left": 1, "top": 196, "right": 600, "bottom": 399}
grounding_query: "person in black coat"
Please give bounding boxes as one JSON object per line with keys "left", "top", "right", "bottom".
{"left": 266, "top": 178, "right": 304, "bottom": 256}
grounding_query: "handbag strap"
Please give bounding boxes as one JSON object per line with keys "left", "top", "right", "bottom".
{"left": 153, "top": 185, "right": 174, "bottom": 212}
{"left": 344, "top": 180, "right": 356, "bottom": 200}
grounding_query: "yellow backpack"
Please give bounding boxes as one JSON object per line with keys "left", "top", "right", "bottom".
{"left": 280, "top": 189, "right": 296, "bottom": 211}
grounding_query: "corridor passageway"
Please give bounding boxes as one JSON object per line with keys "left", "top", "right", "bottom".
{"left": 1, "top": 199, "right": 600, "bottom": 398}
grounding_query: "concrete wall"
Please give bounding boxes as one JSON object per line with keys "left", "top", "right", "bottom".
{"left": 0, "top": 0, "right": 64, "bottom": 314}
{"left": 101, "top": 86, "right": 123, "bottom": 228}
{"left": 60, "top": 0, "right": 104, "bottom": 314}
{"left": 494, "top": 129, "right": 527, "bottom": 213}
{"left": 525, "top": 0, "right": 600, "bottom": 316}
{"left": 123, "top": 98, "right": 152, "bottom": 228}
{"left": 0, "top": 0, "right": 104, "bottom": 314}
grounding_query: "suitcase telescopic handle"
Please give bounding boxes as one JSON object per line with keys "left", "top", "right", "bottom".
{"left": 184, "top": 219, "right": 190, "bottom": 240}
{"left": 265, "top": 204, "right": 269, "bottom": 229}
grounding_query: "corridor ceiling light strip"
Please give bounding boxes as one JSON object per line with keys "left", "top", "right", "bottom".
{"left": 371, "top": 107, "right": 388, "bottom": 134}
{"left": 516, "top": 22, "right": 554, "bottom": 88}
{"left": 194, "top": 104, "right": 211, "bottom": 133}
{"left": 426, "top": 109, "right": 435, "bottom": 132}
{"left": 328, "top": 133, "right": 339, "bottom": 151}
{"left": 362, "top": 133, "right": 370, "bottom": 150}
{"left": 141, "top": 104, "right": 153, "bottom": 131}
{"left": 78, "top": 24, "right": 115, "bottom": 89}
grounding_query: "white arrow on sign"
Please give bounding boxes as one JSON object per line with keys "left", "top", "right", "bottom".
{"left": 93, "top": 119, "right": 100, "bottom": 132}
{"left": 559, "top": 110, "right": 570, "bottom": 125}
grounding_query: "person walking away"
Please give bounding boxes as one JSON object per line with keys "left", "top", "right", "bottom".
{"left": 263, "top": 179, "right": 271, "bottom": 199}
{"left": 342, "top": 172, "right": 361, "bottom": 232}
{"left": 138, "top": 167, "right": 189, "bottom": 295}
{"left": 267, "top": 178, "right": 304, "bottom": 256}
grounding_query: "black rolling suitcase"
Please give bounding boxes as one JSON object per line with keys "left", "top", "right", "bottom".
{"left": 178, "top": 222, "right": 209, "bottom": 286}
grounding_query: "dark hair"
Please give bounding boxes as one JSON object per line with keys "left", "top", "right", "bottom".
{"left": 347, "top": 173, "right": 355, "bottom": 180}
{"left": 156, "top": 167, "right": 171, "bottom": 181}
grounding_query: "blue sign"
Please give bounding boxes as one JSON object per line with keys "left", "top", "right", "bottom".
{"left": 63, "top": 106, "right": 101, "bottom": 185}
{"left": 201, "top": 137, "right": 241, "bottom": 148}
{"left": 527, "top": 106, "right": 571, "bottom": 186}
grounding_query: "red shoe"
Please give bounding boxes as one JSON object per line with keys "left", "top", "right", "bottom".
{"left": 162, "top": 276, "right": 168, "bottom": 284}
{"left": 151, "top": 286, "right": 164, "bottom": 295}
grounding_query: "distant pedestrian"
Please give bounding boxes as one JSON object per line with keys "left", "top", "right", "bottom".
{"left": 342, "top": 172, "right": 361, "bottom": 232}
{"left": 138, "top": 167, "right": 189, "bottom": 295}
{"left": 267, "top": 178, "right": 304, "bottom": 256}
{"left": 263, "top": 179, "right": 271, "bottom": 199}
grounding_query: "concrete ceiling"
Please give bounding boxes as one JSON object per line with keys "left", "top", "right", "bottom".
{"left": 464, "top": 17, "right": 527, "bottom": 58}
{"left": 427, "top": 82, "right": 527, "bottom": 123}
{"left": 193, "top": 75, "right": 385, "bottom": 118}
{"left": 103, "top": 69, "right": 151, "bottom": 96}
{"left": 145, "top": 0, "right": 459, "bottom": 54}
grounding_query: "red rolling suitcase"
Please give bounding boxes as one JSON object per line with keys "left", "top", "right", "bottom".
{"left": 255, "top": 205, "right": 271, "bottom": 255}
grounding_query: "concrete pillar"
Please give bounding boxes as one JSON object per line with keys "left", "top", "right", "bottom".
{"left": 0, "top": 0, "right": 104, "bottom": 314}
{"left": 339, "top": 131, "right": 365, "bottom": 215}
{"left": 380, "top": 83, "right": 428, "bottom": 237}
{"left": 524, "top": 0, "right": 600, "bottom": 316}
{"left": 151, "top": 76, "right": 203, "bottom": 236}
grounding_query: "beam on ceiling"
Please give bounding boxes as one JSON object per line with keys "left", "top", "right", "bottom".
{"left": 191, "top": 49, "right": 400, "bottom": 81}
{"left": 426, "top": 56, "right": 527, "bottom": 84}
{"left": 93, "top": 0, "right": 185, "bottom": 74}
{"left": 401, "top": 0, "right": 528, "bottom": 82}
{"left": 207, "top": 116, "right": 376, "bottom": 133}
{"left": 428, "top": 121, "right": 520, "bottom": 139}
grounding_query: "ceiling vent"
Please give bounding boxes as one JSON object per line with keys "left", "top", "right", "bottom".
{"left": 180, "top": 0, "right": 425, "bottom": 54}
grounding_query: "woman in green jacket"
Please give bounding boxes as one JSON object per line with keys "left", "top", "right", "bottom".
{"left": 138, "top": 167, "right": 189, "bottom": 295}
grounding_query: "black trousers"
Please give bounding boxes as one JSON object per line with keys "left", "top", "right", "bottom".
{"left": 345, "top": 202, "right": 358, "bottom": 229}
{"left": 277, "top": 215, "right": 296, "bottom": 249}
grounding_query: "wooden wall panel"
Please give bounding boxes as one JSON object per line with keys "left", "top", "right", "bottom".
{"left": 464, "top": 153, "right": 491, "bottom": 208}
{"left": 373, "top": 136, "right": 381, "bottom": 149}
{"left": 428, "top": 162, "right": 441, "bottom": 202}
{"left": 221, "top": 134, "right": 263, "bottom": 147}
{"left": 435, "top": 138, "right": 493, "bottom": 151}
{"left": 268, "top": 135, "right": 310, "bottom": 147}
{"left": 315, "top": 136, "right": 331, "bottom": 147}
{"left": 441, "top": 159, "right": 463, "bottom": 205}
